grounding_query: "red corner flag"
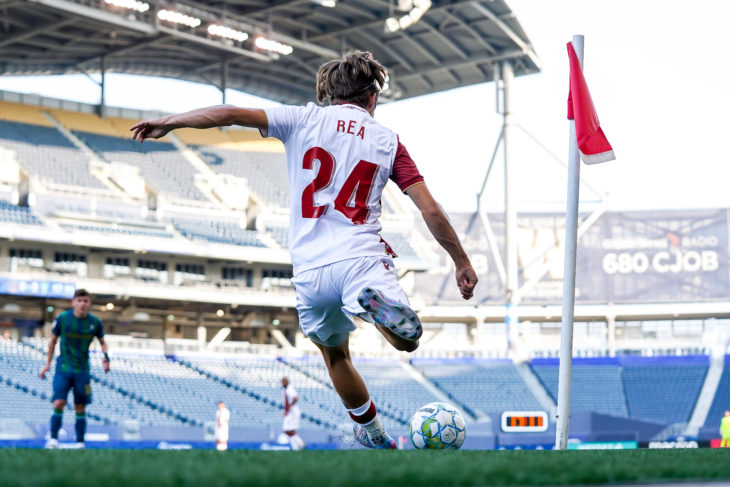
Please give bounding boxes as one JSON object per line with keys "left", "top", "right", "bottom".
{"left": 567, "top": 42, "right": 615, "bottom": 164}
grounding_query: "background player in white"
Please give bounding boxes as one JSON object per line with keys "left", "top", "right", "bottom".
{"left": 215, "top": 400, "right": 230, "bottom": 451}
{"left": 131, "top": 50, "right": 478, "bottom": 449}
{"left": 282, "top": 376, "right": 305, "bottom": 450}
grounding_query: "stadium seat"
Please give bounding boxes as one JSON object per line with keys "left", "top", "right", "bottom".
{"left": 0, "top": 119, "right": 107, "bottom": 190}
{"left": 531, "top": 358, "right": 628, "bottom": 418}
{"left": 704, "top": 355, "right": 730, "bottom": 428}
{"left": 74, "top": 130, "right": 208, "bottom": 202}
{"left": 0, "top": 199, "right": 43, "bottom": 226}
{"left": 195, "top": 145, "right": 288, "bottom": 209}
{"left": 170, "top": 217, "right": 265, "bottom": 247}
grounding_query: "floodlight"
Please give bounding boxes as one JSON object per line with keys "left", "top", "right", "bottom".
{"left": 384, "top": 17, "right": 400, "bottom": 33}
{"left": 255, "top": 37, "right": 293, "bottom": 55}
{"left": 409, "top": 6, "right": 427, "bottom": 23}
{"left": 398, "top": 15, "right": 413, "bottom": 30}
{"left": 157, "top": 9, "right": 201, "bottom": 28}
{"left": 384, "top": 0, "right": 431, "bottom": 32}
{"left": 104, "top": 0, "right": 149, "bottom": 13}
{"left": 208, "top": 24, "right": 249, "bottom": 42}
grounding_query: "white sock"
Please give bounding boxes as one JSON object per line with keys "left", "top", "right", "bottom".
{"left": 361, "top": 416, "right": 387, "bottom": 446}
{"left": 348, "top": 399, "right": 373, "bottom": 417}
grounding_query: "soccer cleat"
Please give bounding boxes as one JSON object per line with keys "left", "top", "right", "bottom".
{"left": 358, "top": 287, "right": 422, "bottom": 341}
{"left": 44, "top": 438, "right": 59, "bottom": 449}
{"left": 75, "top": 442, "right": 85, "bottom": 449}
{"left": 353, "top": 424, "right": 397, "bottom": 449}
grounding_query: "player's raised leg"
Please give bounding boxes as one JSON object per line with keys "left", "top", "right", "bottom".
{"left": 358, "top": 287, "right": 422, "bottom": 344}
{"left": 314, "top": 339, "right": 396, "bottom": 449}
{"left": 342, "top": 256, "right": 422, "bottom": 351}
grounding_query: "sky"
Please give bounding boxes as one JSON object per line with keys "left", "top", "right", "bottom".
{"left": 1, "top": 0, "right": 728, "bottom": 213}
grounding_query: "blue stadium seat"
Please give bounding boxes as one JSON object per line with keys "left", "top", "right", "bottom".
{"left": 0, "top": 199, "right": 43, "bottom": 226}
{"left": 196, "top": 146, "right": 288, "bottom": 208}
{"left": 171, "top": 217, "right": 265, "bottom": 247}
{"left": 531, "top": 358, "right": 628, "bottom": 418}
{"left": 0, "top": 120, "right": 106, "bottom": 190}
{"left": 75, "top": 131, "right": 207, "bottom": 201}
{"left": 415, "top": 358, "right": 543, "bottom": 417}
{"left": 704, "top": 355, "right": 730, "bottom": 428}
{"left": 622, "top": 356, "right": 708, "bottom": 424}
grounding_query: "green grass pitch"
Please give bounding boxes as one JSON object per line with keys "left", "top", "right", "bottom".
{"left": 1, "top": 449, "right": 729, "bottom": 487}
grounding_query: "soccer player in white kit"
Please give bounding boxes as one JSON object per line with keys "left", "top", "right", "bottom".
{"left": 215, "top": 400, "right": 230, "bottom": 451}
{"left": 131, "top": 50, "right": 478, "bottom": 449}
{"left": 282, "top": 376, "right": 305, "bottom": 450}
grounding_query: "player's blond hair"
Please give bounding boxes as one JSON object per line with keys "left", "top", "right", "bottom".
{"left": 316, "top": 50, "right": 387, "bottom": 108}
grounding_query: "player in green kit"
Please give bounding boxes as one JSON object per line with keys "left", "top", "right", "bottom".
{"left": 40, "top": 289, "right": 110, "bottom": 448}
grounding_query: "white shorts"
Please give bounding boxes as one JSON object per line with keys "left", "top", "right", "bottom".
{"left": 292, "top": 255, "right": 410, "bottom": 347}
{"left": 283, "top": 411, "right": 300, "bottom": 432}
{"left": 215, "top": 428, "right": 229, "bottom": 442}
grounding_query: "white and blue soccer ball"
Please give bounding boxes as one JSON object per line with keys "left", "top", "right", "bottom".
{"left": 409, "top": 402, "right": 466, "bottom": 449}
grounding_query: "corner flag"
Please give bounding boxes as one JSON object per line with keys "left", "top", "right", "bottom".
{"left": 567, "top": 42, "right": 615, "bottom": 164}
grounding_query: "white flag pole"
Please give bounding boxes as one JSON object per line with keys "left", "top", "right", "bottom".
{"left": 555, "top": 34, "right": 584, "bottom": 451}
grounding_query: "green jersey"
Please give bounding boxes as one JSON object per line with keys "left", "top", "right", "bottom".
{"left": 52, "top": 309, "right": 105, "bottom": 373}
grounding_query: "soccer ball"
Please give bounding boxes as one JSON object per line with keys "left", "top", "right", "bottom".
{"left": 409, "top": 402, "right": 466, "bottom": 449}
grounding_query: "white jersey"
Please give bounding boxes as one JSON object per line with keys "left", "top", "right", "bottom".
{"left": 263, "top": 103, "right": 423, "bottom": 274}
{"left": 284, "top": 385, "right": 300, "bottom": 418}
{"left": 216, "top": 407, "right": 230, "bottom": 432}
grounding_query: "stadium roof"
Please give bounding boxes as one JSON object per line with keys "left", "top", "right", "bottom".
{"left": 0, "top": 0, "right": 540, "bottom": 105}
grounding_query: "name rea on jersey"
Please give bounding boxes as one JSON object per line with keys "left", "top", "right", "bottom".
{"left": 336, "top": 119, "right": 365, "bottom": 140}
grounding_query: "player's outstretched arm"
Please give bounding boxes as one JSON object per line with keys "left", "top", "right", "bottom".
{"left": 130, "top": 105, "right": 267, "bottom": 142}
{"left": 39, "top": 335, "right": 57, "bottom": 379}
{"left": 406, "top": 183, "right": 478, "bottom": 300}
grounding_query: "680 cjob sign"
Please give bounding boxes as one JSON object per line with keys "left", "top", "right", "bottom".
{"left": 412, "top": 209, "right": 730, "bottom": 306}
{"left": 576, "top": 209, "right": 728, "bottom": 303}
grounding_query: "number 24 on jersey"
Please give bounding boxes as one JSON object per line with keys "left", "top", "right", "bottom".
{"left": 301, "top": 146, "right": 379, "bottom": 225}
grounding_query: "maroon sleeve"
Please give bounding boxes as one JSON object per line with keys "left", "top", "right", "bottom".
{"left": 390, "top": 136, "right": 425, "bottom": 193}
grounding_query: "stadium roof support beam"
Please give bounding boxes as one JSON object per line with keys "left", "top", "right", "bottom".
{"left": 0, "top": 16, "right": 75, "bottom": 49}
{"left": 469, "top": 1, "right": 541, "bottom": 71}
{"left": 396, "top": 31, "right": 441, "bottom": 67}
{"left": 3, "top": 0, "right": 540, "bottom": 104}
{"left": 69, "top": 35, "right": 172, "bottom": 71}
{"left": 440, "top": 10, "right": 497, "bottom": 55}
{"left": 417, "top": 19, "right": 469, "bottom": 61}
{"left": 501, "top": 60, "right": 518, "bottom": 323}
{"left": 244, "top": 0, "right": 314, "bottom": 16}
{"left": 306, "top": 0, "right": 477, "bottom": 42}
{"left": 396, "top": 49, "right": 525, "bottom": 83}
{"left": 156, "top": 25, "right": 272, "bottom": 62}
{"left": 264, "top": 29, "right": 339, "bottom": 59}
{"left": 330, "top": 1, "right": 379, "bottom": 21}
{"left": 98, "top": 55, "right": 106, "bottom": 119}
{"left": 171, "top": 0, "right": 340, "bottom": 59}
